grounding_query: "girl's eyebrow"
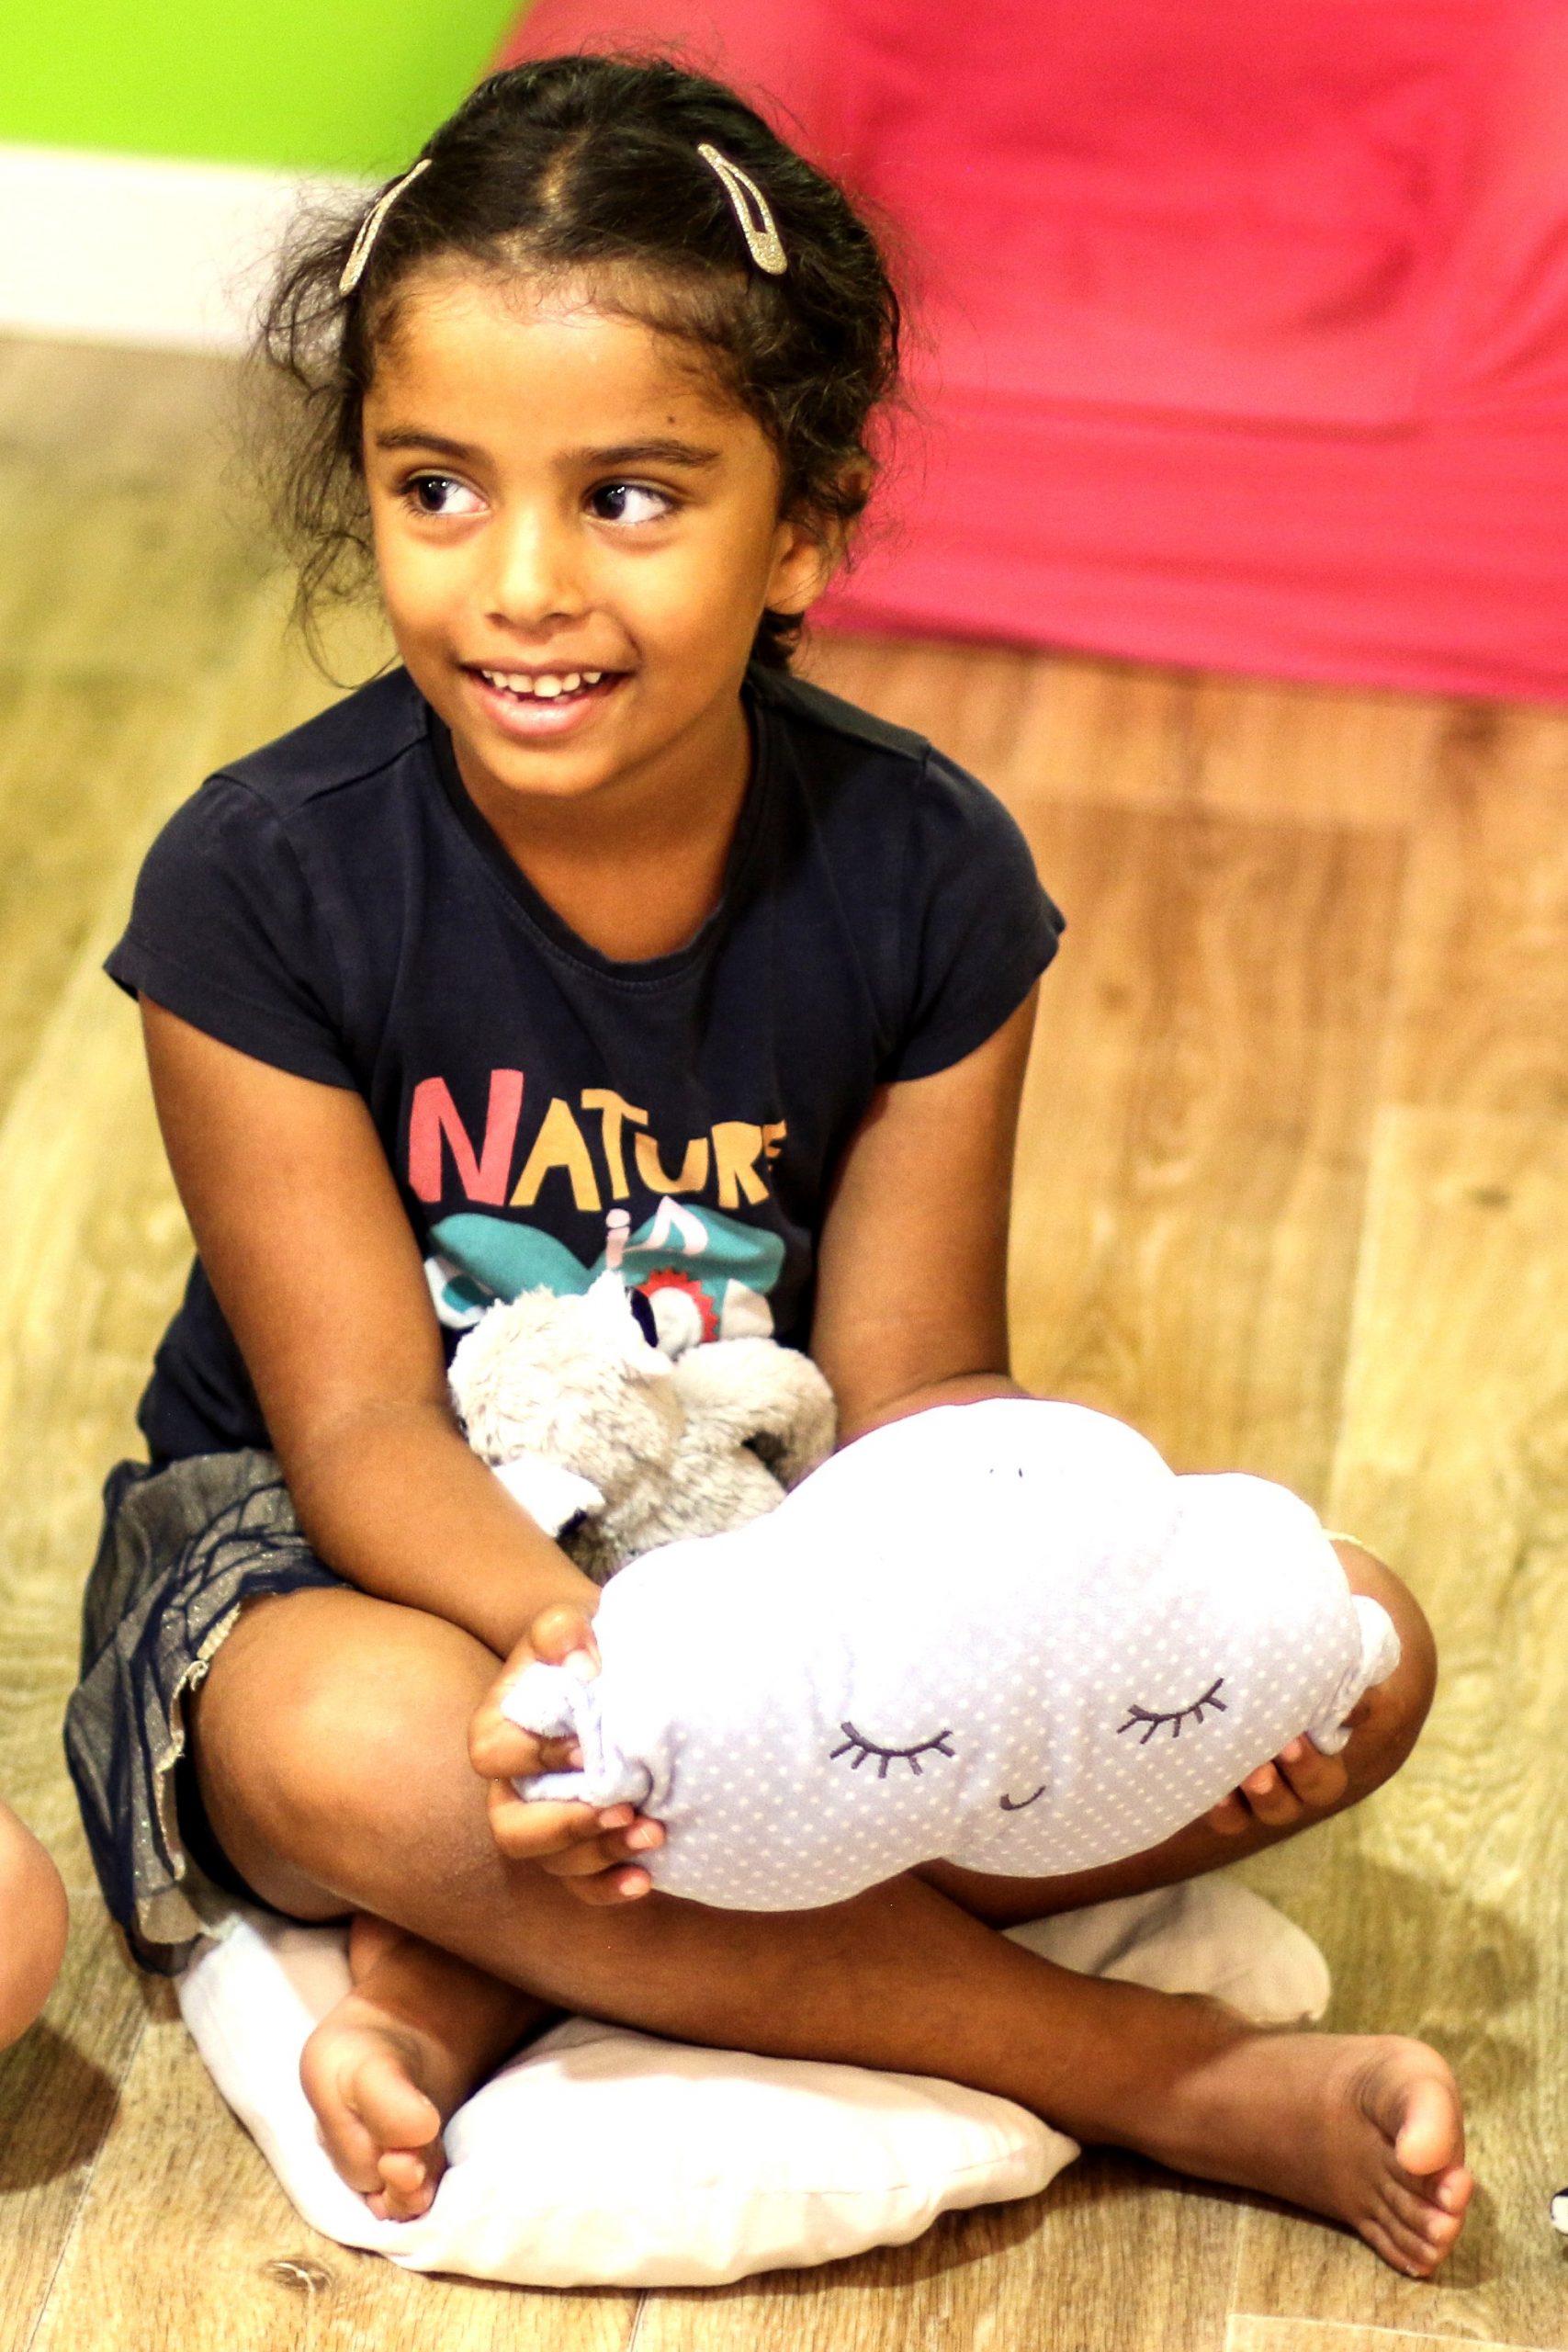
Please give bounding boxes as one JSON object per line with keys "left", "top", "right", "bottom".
{"left": 571, "top": 439, "right": 723, "bottom": 470}
{"left": 372, "top": 428, "right": 484, "bottom": 458}
{"left": 371, "top": 427, "right": 723, "bottom": 470}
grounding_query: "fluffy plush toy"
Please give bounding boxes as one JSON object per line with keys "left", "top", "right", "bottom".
{"left": 503, "top": 1398, "right": 1403, "bottom": 1910}
{"left": 449, "top": 1268, "right": 837, "bottom": 1584}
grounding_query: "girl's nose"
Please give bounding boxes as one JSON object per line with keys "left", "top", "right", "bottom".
{"left": 483, "top": 510, "right": 588, "bottom": 629}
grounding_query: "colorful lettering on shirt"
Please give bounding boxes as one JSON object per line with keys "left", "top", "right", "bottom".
{"left": 407, "top": 1071, "right": 787, "bottom": 1219}
{"left": 408, "top": 1069, "right": 525, "bottom": 1204}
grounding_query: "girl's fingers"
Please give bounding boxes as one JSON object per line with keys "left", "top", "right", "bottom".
{"left": 1236, "top": 1761, "right": 1307, "bottom": 1828}
{"left": 536, "top": 1820, "right": 663, "bottom": 1881}
{"left": 559, "top": 1865, "right": 657, "bottom": 1908}
{"left": 1208, "top": 1740, "right": 1346, "bottom": 1837}
{"left": 485, "top": 1781, "right": 662, "bottom": 1871}
{"left": 485, "top": 1783, "right": 607, "bottom": 1860}
{"left": 469, "top": 1713, "right": 550, "bottom": 1779}
{"left": 517, "top": 1603, "right": 600, "bottom": 1674}
{"left": 1274, "top": 1738, "right": 1348, "bottom": 1809}
{"left": 471, "top": 1605, "right": 600, "bottom": 1775}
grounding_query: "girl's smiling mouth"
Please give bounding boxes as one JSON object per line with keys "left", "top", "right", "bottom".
{"left": 465, "top": 665, "right": 626, "bottom": 738}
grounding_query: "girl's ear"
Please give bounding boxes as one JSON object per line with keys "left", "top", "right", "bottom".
{"left": 765, "top": 464, "right": 872, "bottom": 616}
{"left": 764, "top": 512, "right": 841, "bottom": 618}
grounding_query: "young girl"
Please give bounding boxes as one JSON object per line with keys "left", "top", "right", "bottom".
{"left": 65, "top": 55, "right": 1471, "bottom": 2273}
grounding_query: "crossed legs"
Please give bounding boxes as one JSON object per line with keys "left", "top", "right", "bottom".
{"left": 185, "top": 1575, "right": 1471, "bottom": 2272}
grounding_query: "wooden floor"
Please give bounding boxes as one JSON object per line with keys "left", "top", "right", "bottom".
{"left": 2, "top": 332, "right": 1566, "bottom": 2351}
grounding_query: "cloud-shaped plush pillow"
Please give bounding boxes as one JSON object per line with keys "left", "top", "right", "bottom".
{"left": 504, "top": 1400, "right": 1399, "bottom": 1909}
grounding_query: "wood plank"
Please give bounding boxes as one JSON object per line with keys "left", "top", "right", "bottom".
{"left": 0, "top": 337, "right": 270, "bottom": 687}
{"left": 1003, "top": 799, "right": 1404, "bottom": 1499}
{"left": 1387, "top": 704, "right": 1568, "bottom": 1115}
{"left": 0, "top": 344, "right": 446, "bottom": 2352}
{"left": 27, "top": 1989, "right": 637, "bottom": 2352}
{"left": 0, "top": 1911, "right": 152, "bottom": 2352}
{"left": 1230, "top": 2322, "right": 1556, "bottom": 2352}
{"left": 1234, "top": 1110, "right": 1568, "bottom": 2347}
{"left": 631, "top": 2155, "right": 1235, "bottom": 2352}
{"left": 804, "top": 633, "right": 1440, "bottom": 831}
{"left": 0, "top": 878, "right": 206, "bottom": 2352}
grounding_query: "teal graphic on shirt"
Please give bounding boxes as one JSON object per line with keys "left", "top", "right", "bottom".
{"left": 425, "top": 1195, "right": 786, "bottom": 1343}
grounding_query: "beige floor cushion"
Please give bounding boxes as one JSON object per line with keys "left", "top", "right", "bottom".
{"left": 176, "top": 1874, "right": 1327, "bottom": 2289}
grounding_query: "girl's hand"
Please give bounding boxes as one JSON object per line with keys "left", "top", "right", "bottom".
{"left": 468, "top": 1603, "right": 664, "bottom": 1905}
{"left": 1205, "top": 1734, "right": 1350, "bottom": 1834}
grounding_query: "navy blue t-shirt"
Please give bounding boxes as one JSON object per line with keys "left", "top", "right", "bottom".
{"left": 107, "top": 662, "right": 1063, "bottom": 1462}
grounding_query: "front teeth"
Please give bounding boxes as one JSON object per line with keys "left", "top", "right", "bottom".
{"left": 479, "top": 668, "right": 604, "bottom": 698}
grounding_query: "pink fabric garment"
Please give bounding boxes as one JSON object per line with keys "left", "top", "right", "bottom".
{"left": 497, "top": 0, "right": 1568, "bottom": 702}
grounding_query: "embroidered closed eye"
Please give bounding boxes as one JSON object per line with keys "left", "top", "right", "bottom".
{"left": 829, "top": 1721, "right": 955, "bottom": 1779}
{"left": 1117, "top": 1677, "right": 1227, "bottom": 1745}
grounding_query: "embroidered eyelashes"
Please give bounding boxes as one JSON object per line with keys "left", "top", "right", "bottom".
{"left": 830, "top": 1722, "right": 955, "bottom": 1779}
{"left": 1117, "top": 1677, "right": 1228, "bottom": 1745}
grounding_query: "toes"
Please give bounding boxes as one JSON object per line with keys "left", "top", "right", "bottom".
{"left": 378, "top": 2145, "right": 443, "bottom": 2222}
{"left": 1361, "top": 2211, "right": 1438, "bottom": 2279}
{"left": 1434, "top": 2163, "right": 1474, "bottom": 2218}
{"left": 1363, "top": 2168, "right": 1468, "bottom": 2278}
{"left": 300, "top": 2027, "right": 449, "bottom": 2215}
{"left": 1382, "top": 2174, "right": 1461, "bottom": 2253}
{"left": 299, "top": 2038, "right": 388, "bottom": 2194}
{"left": 315, "top": 2111, "right": 387, "bottom": 2195}
{"left": 1388, "top": 2064, "right": 1465, "bottom": 2177}
{"left": 346, "top": 2046, "right": 444, "bottom": 2153}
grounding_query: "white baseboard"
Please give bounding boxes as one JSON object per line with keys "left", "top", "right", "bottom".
{"left": 0, "top": 143, "right": 371, "bottom": 354}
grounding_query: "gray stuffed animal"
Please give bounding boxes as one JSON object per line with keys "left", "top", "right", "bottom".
{"left": 448, "top": 1269, "right": 837, "bottom": 1583}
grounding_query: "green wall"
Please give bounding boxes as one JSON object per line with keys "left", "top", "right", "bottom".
{"left": 0, "top": 0, "right": 525, "bottom": 176}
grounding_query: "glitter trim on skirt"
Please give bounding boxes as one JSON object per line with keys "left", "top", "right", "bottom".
{"left": 64, "top": 1450, "right": 344, "bottom": 1974}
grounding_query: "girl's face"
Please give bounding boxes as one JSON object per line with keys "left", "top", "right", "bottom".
{"left": 361, "top": 267, "right": 829, "bottom": 823}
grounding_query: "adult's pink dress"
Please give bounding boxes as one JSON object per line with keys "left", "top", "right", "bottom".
{"left": 498, "top": 0, "right": 1568, "bottom": 702}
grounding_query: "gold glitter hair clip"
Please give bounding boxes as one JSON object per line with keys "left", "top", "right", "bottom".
{"left": 697, "top": 143, "right": 787, "bottom": 276}
{"left": 339, "top": 157, "right": 432, "bottom": 296}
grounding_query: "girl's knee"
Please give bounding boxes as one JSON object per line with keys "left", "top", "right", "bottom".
{"left": 191, "top": 1589, "right": 494, "bottom": 1859}
{"left": 1331, "top": 1540, "right": 1438, "bottom": 1795}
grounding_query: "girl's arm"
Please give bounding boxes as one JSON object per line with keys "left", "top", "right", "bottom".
{"left": 141, "top": 1001, "right": 597, "bottom": 1658}
{"left": 808, "top": 989, "right": 1039, "bottom": 1440}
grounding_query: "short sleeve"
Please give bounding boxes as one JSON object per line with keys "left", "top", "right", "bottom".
{"left": 883, "top": 752, "right": 1065, "bottom": 1083}
{"left": 106, "top": 775, "right": 355, "bottom": 1089}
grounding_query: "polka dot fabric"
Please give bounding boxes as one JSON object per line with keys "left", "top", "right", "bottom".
{"left": 505, "top": 1402, "right": 1400, "bottom": 1910}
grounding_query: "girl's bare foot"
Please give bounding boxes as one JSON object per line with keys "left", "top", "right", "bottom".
{"left": 1136, "top": 2006, "right": 1472, "bottom": 2277}
{"left": 299, "top": 1915, "right": 549, "bottom": 2220}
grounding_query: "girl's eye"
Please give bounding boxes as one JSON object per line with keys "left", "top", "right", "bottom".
{"left": 829, "top": 1721, "right": 956, "bottom": 1780}
{"left": 589, "top": 481, "right": 676, "bottom": 526}
{"left": 1117, "top": 1676, "right": 1228, "bottom": 1746}
{"left": 401, "top": 474, "right": 482, "bottom": 517}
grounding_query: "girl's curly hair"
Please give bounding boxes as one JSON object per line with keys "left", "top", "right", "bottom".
{"left": 254, "top": 52, "right": 902, "bottom": 669}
